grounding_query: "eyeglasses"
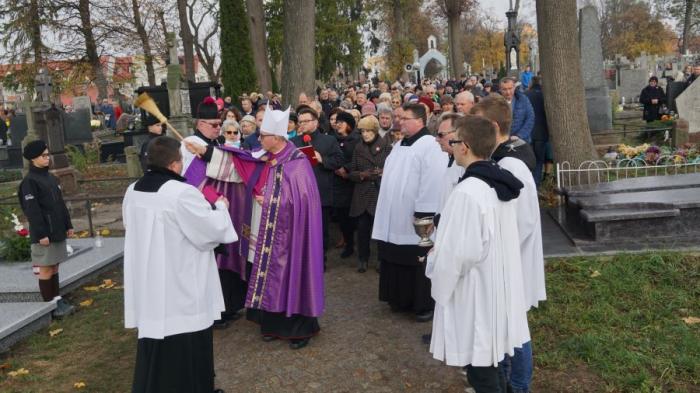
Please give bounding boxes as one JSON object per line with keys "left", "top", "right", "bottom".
{"left": 202, "top": 121, "right": 222, "bottom": 128}
{"left": 225, "top": 131, "right": 239, "bottom": 135}
{"left": 436, "top": 130, "right": 456, "bottom": 138}
{"left": 400, "top": 117, "right": 419, "bottom": 121}
{"left": 448, "top": 140, "right": 466, "bottom": 147}
{"left": 298, "top": 119, "right": 316, "bottom": 125}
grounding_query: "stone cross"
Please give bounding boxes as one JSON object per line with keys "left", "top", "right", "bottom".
{"left": 165, "top": 32, "right": 193, "bottom": 137}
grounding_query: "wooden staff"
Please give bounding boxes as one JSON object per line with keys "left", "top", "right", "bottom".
{"left": 133, "top": 92, "right": 185, "bottom": 141}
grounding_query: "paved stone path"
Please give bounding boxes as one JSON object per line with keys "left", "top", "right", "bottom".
{"left": 213, "top": 252, "right": 466, "bottom": 393}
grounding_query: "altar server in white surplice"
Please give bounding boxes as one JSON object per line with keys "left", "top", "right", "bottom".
{"left": 372, "top": 103, "right": 448, "bottom": 322}
{"left": 426, "top": 115, "right": 530, "bottom": 393}
{"left": 471, "top": 95, "right": 546, "bottom": 393}
{"left": 123, "top": 136, "right": 236, "bottom": 393}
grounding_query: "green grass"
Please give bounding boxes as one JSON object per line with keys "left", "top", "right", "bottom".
{"left": 0, "top": 269, "right": 136, "bottom": 393}
{"left": 530, "top": 253, "right": 700, "bottom": 392}
{"left": 1, "top": 255, "right": 698, "bottom": 392}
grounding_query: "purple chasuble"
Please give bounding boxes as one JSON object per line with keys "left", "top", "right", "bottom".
{"left": 185, "top": 143, "right": 325, "bottom": 318}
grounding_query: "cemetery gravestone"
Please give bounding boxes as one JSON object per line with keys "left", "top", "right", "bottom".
{"left": 579, "top": 6, "right": 612, "bottom": 132}
{"left": 619, "top": 69, "right": 648, "bottom": 102}
{"left": 73, "top": 96, "right": 92, "bottom": 112}
{"left": 675, "top": 80, "right": 700, "bottom": 135}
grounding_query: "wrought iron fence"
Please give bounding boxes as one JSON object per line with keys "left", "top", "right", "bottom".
{"left": 556, "top": 156, "right": 700, "bottom": 190}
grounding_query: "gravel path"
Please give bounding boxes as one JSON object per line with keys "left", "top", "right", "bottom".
{"left": 213, "top": 250, "right": 466, "bottom": 393}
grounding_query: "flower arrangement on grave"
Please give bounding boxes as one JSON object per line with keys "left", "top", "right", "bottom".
{"left": 0, "top": 212, "right": 31, "bottom": 262}
{"left": 615, "top": 143, "right": 700, "bottom": 165}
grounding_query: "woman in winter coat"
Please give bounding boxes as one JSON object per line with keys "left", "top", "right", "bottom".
{"left": 332, "top": 111, "right": 360, "bottom": 259}
{"left": 640, "top": 76, "right": 666, "bottom": 123}
{"left": 348, "top": 115, "right": 392, "bottom": 273}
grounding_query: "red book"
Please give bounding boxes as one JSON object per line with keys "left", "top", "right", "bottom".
{"left": 299, "top": 146, "right": 319, "bottom": 166}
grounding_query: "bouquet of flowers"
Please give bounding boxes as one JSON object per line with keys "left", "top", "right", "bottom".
{"left": 0, "top": 213, "right": 31, "bottom": 261}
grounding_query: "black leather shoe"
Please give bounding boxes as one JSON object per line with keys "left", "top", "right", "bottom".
{"left": 415, "top": 310, "right": 434, "bottom": 322}
{"left": 340, "top": 249, "right": 354, "bottom": 258}
{"left": 289, "top": 338, "right": 310, "bottom": 350}
{"left": 212, "top": 319, "right": 230, "bottom": 329}
{"left": 222, "top": 312, "right": 241, "bottom": 322}
{"left": 357, "top": 259, "right": 368, "bottom": 273}
{"left": 262, "top": 335, "right": 278, "bottom": 342}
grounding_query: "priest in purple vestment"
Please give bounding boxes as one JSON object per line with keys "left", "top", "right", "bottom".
{"left": 185, "top": 105, "right": 324, "bottom": 350}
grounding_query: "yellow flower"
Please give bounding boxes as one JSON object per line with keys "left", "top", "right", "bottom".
{"left": 8, "top": 368, "right": 29, "bottom": 377}
{"left": 74, "top": 381, "right": 87, "bottom": 389}
{"left": 49, "top": 328, "right": 63, "bottom": 337}
{"left": 79, "top": 299, "right": 94, "bottom": 307}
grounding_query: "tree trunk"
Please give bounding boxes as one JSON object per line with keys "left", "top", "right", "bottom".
{"left": 536, "top": 0, "right": 597, "bottom": 167}
{"left": 78, "top": 0, "right": 109, "bottom": 100}
{"left": 29, "top": 0, "right": 43, "bottom": 65}
{"left": 393, "top": 0, "right": 408, "bottom": 81}
{"left": 281, "top": 0, "right": 315, "bottom": 108}
{"left": 131, "top": 0, "right": 156, "bottom": 86}
{"left": 246, "top": 0, "right": 272, "bottom": 93}
{"left": 445, "top": 1, "right": 463, "bottom": 78}
{"left": 680, "top": 0, "right": 695, "bottom": 54}
{"left": 177, "top": 0, "right": 196, "bottom": 82}
{"left": 158, "top": 9, "right": 170, "bottom": 64}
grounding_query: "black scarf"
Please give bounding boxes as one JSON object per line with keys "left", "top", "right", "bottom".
{"left": 459, "top": 160, "right": 523, "bottom": 201}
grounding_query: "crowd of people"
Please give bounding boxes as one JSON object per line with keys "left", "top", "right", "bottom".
{"left": 115, "top": 72, "right": 551, "bottom": 392}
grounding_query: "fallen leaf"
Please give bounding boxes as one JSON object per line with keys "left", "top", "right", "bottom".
{"left": 99, "top": 279, "right": 115, "bottom": 289}
{"left": 49, "top": 328, "right": 63, "bottom": 337}
{"left": 0, "top": 363, "right": 10, "bottom": 370}
{"left": 79, "top": 299, "right": 93, "bottom": 307}
{"left": 113, "top": 285, "right": 124, "bottom": 290}
{"left": 682, "top": 316, "right": 700, "bottom": 325}
{"left": 83, "top": 286, "right": 100, "bottom": 292}
{"left": 100, "top": 229, "right": 111, "bottom": 236}
{"left": 74, "top": 381, "right": 87, "bottom": 389}
{"left": 8, "top": 368, "right": 29, "bottom": 377}
{"left": 590, "top": 270, "right": 601, "bottom": 278}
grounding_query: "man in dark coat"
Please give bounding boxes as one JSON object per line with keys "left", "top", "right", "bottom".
{"left": 640, "top": 76, "right": 666, "bottom": 123}
{"left": 525, "top": 76, "right": 549, "bottom": 186}
{"left": 291, "top": 106, "right": 344, "bottom": 265}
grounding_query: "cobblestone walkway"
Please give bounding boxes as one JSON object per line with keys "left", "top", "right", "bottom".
{"left": 213, "top": 252, "right": 466, "bottom": 393}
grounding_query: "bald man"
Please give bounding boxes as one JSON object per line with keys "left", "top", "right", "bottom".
{"left": 454, "top": 91, "right": 475, "bottom": 114}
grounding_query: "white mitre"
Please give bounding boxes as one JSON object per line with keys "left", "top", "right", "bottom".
{"left": 260, "top": 105, "right": 291, "bottom": 138}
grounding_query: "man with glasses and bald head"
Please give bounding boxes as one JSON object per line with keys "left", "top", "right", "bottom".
{"left": 372, "top": 103, "right": 448, "bottom": 323}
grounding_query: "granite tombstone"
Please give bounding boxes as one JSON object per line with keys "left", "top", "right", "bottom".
{"left": 579, "top": 5, "right": 612, "bottom": 132}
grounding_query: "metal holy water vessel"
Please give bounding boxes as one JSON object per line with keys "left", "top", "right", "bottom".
{"left": 413, "top": 216, "right": 435, "bottom": 247}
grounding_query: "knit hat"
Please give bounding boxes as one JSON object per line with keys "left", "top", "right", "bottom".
{"left": 361, "top": 102, "right": 377, "bottom": 116}
{"left": 240, "top": 115, "right": 256, "bottom": 126}
{"left": 357, "top": 115, "right": 379, "bottom": 132}
{"left": 418, "top": 96, "right": 435, "bottom": 113}
{"left": 197, "top": 97, "right": 219, "bottom": 119}
{"left": 23, "top": 140, "right": 48, "bottom": 160}
{"left": 336, "top": 111, "right": 356, "bottom": 130}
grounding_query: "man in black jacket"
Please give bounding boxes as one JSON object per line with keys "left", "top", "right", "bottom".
{"left": 525, "top": 76, "right": 549, "bottom": 187}
{"left": 291, "top": 106, "right": 344, "bottom": 265}
{"left": 640, "top": 76, "right": 666, "bottom": 123}
{"left": 18, "top": 140, "right": 75, "bottom": 318}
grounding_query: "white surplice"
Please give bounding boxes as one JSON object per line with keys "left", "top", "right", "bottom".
{"left": 180, "top": 135, "right": 209, "bottom": 174}
{"left": 437, "top": 162, "right": 465, "bottom": 214}
{"left": 372, "top": 135, "right": 448, "bottom": 244}
{"left": 498, "top": 157, "right": 546, "bottom": 309}
{"left": 426, "top": 176, "right": 531, "bottom": 367}
{"left": 123, "top": 180, "right": 237, "bottom": 339}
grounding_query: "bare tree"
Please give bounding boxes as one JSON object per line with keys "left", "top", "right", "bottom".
{"left": 246, "top": 0, "right": 272, "bottom": 92}
{"left": 177, "top": 0, "right": 196, "bottom": 81}
{"left": 536, "top": 0, "right": 597, "bottom": 166}
{"left": 436, "top": 0, "right": 475, "bottom": 78}
{"left": 131, "top": 0, "right": 156, "bottom": 86}
{"left": 77, "top": 0, "right": 108, "bottom": 100}
{"left": 281, "top": 0, "right": 315, "bottom": 107}
{"left": 187, "top": 0, "right": 221, "bottom": 82}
